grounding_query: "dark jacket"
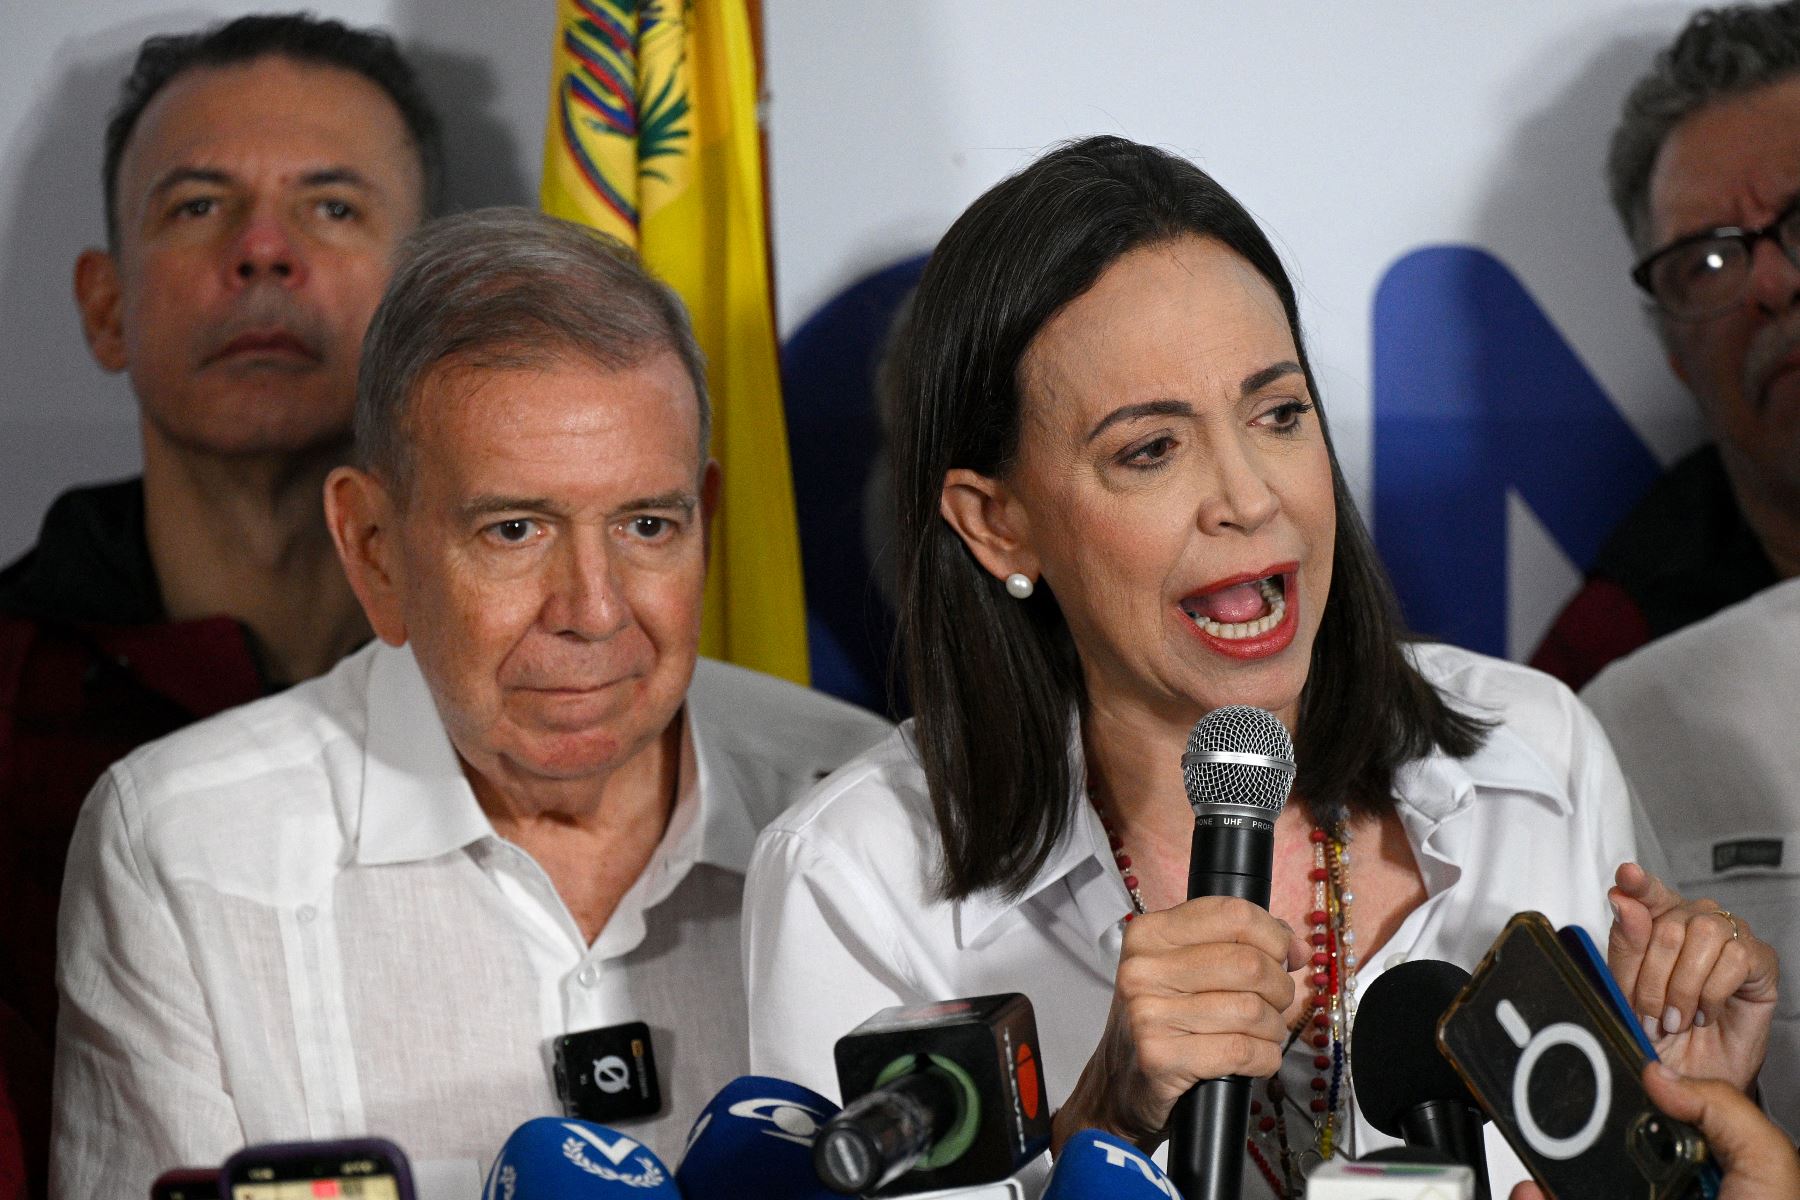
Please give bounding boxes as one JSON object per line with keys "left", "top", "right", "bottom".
{"left": 1530, "top": 445, "right": 1778, "bottom": 691}
{"left": 0, "top": 479, "right": 267, "bottom": 1198}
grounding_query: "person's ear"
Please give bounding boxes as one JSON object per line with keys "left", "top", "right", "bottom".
{"left": 324, "top": 466, "right": 409, "bottom": 646}
{"left": 74, "top": 249, "right": 127, "bottom": 373}
{"left": 939, "top": 468, "right": 1039, "bottom": 588}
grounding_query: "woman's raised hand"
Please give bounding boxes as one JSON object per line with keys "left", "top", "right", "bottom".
{"left": 1051, "top": 895, "right": 1308, "bottom": 1152}
{"left": 1608, "top": 862, "right": 1779, "bottom": 1091}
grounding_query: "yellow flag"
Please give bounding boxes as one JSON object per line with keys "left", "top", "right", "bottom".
{"left": 542, "top": 0, "right": 810, "bottom": 685}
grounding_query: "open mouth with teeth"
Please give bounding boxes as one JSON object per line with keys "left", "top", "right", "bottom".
{"left": 1181, "top": 574, "right": 1287, "bottom": 640}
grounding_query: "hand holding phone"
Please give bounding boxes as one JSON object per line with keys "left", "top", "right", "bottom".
{"left": 1437, "top": 911, "right": 1717, "bottom": 1200}
{"left": 1508, "top": 1064, "right": 1800, "bottom": 1200}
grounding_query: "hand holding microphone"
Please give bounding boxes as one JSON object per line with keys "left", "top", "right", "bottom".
{"left": 1055, "top": 707, "right": 1306, "bottom": 1199}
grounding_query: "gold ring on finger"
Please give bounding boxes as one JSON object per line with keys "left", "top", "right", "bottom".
{"left": 1714, "top": 909, "right": 1742, "bottom": 941}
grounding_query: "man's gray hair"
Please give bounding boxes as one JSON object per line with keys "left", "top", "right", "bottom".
{"left": 1609, "top": 0, "right": 1800, "bottom": 253}
{"left": 355, "top": 206, "right": 709, "bottom": 488}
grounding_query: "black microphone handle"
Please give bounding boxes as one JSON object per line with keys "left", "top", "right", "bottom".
{"left": 1399, "top": 1100, "right": 1492, "bottom": 1200}
{"left": 1167, "top": 816, "right": 1274, "bottom": 1200}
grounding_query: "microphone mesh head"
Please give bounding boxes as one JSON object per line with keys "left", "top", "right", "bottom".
{"left": 1181, "top": 705, "right": 1295, "bottom": 813}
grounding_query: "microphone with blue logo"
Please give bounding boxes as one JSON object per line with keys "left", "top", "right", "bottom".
{"left": 1043, "top": 1129, "right": 1180, "bottom": 1199}
{"left": 481, "top": 1116, "right": 679, "bottom": 1199}
{"left": 676, "top": 1075, "right": 843, "bottom": 1199}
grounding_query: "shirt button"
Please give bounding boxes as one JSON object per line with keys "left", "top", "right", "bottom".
{"left": 1384, "top": 953, "right": 1407, "bottom": 972}
{"left": 576, "top": 964, "right": 600, "bottom": 988}
{"left": 297, "top": 905, "right": 317, "bottom": 924}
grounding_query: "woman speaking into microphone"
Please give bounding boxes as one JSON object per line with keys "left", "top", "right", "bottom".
{"left": 741, "top": 136, "right": 1776, "bottom": 1198}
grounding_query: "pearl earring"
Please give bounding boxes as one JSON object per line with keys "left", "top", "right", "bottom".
{"left": 1005, "top": 573, "right": 1035, "bottom": 600}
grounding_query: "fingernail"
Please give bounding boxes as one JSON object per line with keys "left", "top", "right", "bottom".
{"left": 1694, "top": 1010, "right": 1708, "bottom": 1028}
{"left": 1642, "top": 1014, "right": 1659, "bottom": 1040}
{"left": 1649, "top": 1062, "right": 1680, "bottom": 1082}
{"left": 1609, "top": 899, "right": 1622, "bottom": 923}
{"left": 1662, "top": 1006, "right": 1682, "bottom": 1034}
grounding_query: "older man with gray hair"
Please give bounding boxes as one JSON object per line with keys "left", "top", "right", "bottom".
{"left": 1543, "top": 0, "right": 1800, "bottom": 1139}
{"left": 52, "top": 208, "right": 890, "bottom": 1199}
{"left": 1533, "top": 1, "right": 1800, "bottom": 687}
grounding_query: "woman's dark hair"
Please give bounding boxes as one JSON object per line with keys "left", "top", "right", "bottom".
{"left": 894, "top": 135, "right": 1489, "bottom": 901}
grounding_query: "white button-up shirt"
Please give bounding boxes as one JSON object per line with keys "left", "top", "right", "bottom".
{"left": 52, "top": 641, "right": 891, "bottom": 1200}
{"left": 1584, "top": 574, "right": 1800, "bottom": 1138}
{"left": 743, "top": 643, "right": 1658, "bottom": 1198}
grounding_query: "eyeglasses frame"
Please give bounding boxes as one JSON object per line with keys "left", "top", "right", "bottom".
{"left": 1629, "top": 192, "right": 1800, "bottom": 320}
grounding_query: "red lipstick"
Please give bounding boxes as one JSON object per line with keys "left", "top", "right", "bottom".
{"left": 1178, "top": 564, "right": 1300, "bottom": 661}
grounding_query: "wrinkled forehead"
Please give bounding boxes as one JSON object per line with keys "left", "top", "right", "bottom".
{"left": 1646, "top": 77, "right": 1800, "bottom": 246}
{"left": 405, "top": 350, "right": 706, "bottom": 480}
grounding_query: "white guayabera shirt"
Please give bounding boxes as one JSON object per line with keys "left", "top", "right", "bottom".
{"left": 51, "top": 642, "right": 891, "bottom": 1200}
{"left": 1585, "top": 574, "right": 1800, "bottom": 1141}
{"left": 744, "top": 642, "right": 1667, "bottom": 1200}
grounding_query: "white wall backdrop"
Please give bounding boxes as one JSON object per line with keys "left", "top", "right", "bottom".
{"left": 0, "top": 0, "right": 1715, "bottom": 659}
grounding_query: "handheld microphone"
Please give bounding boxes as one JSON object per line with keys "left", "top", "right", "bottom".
{"left": 1350, "top": 960, "right": 1491, "bottom": 1200}
{"left": 1167, "top": 705, "right": 1296, "bottom": 1200}
{"left": 1043, "top": 1128, "right": 1180, "bottom": 1198}
{"left": 481, "top": 1116, "right": 678, "bottom": 1199}
{"left": 816, "top": 994, "right": 1050, "bottom": 1195}
{"left": 676, "top": 1075, "right": 842, "bottom": 1199}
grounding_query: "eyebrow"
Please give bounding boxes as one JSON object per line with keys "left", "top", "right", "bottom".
{"left": 146, "top": 165, "right": 377, "bottom": 202}
{"left": 1082, "top": 359, "right": 1306, "bottom": 443}
{"left": 614, "top": 490, "right": 699, "bottom": 517}
{"left": 456, "top": 491, "right": 699, "bottom": 522}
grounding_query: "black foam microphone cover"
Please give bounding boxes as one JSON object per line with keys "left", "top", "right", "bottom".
{"left": 1352, "top": 959, "right": 1491, "bottom": 1200}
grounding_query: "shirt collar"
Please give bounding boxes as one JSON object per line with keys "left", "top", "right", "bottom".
{"left": 1393, "top": 718, "right": 1572, "bottom": 825}
{"left": 682, "top": 698, "right": 761, "bottom": 875}
{"left": 353, "top": 641, "right": 493, "bottom": 865}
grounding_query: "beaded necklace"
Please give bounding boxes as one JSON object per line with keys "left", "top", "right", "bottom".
{"left": 1090, "top": 797, "right": 1357, "bottom": 1200}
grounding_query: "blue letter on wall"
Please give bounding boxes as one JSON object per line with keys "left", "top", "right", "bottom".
{"left": 1372, "top": 246, "right": 1660, "bottom": 657}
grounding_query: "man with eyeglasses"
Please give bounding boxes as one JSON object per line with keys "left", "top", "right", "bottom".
{"left": 1532, "top": 2, "right": 1800, "bottom": 689}
{"left": 1555, "top": 1, "right": 1800, "bottom": 1137}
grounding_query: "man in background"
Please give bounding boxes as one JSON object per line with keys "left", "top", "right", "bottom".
{"left": 0, "top": 14, "right": 439, "bottom": 1192}
{"left": 52, "top": 208, "right": 890, "bottom": 1198}
{"left": 1564, "top": 0, "right": 1800, "bottom": 1139}
{"left": 1531, "top": 1, "right": 1800, "bottom": 690}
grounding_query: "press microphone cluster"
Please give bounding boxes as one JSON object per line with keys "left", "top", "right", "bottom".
{"left": 481, "top": 999, "right": 1055, "bottom": 1200}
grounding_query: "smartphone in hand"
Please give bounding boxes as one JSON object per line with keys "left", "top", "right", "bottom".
{"left": 1437, "top": 911, "right": 1718, "bottom": 1200}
